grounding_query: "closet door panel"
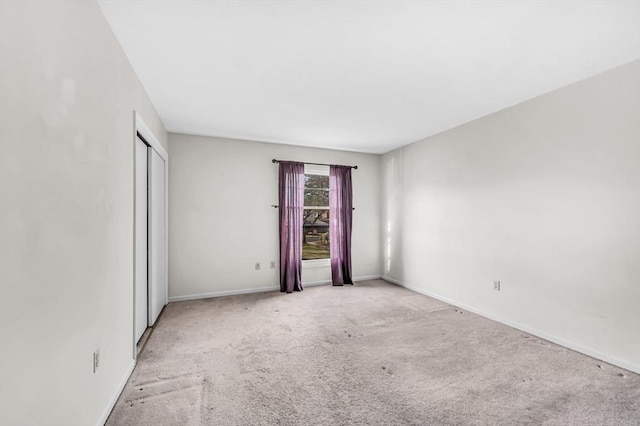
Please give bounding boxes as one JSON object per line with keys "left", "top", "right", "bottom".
{"left": 148, "top": 147, "right": 166, "bottom": 326}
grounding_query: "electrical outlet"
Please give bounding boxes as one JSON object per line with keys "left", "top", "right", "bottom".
{"left": 93, "top": 348, "right": 100, "bottom": 373}
{"left": 493, "top": 281, "right": 501, "bottom": 291}
{"left": 255, "top": 262, "right": 261, "bottom": 271}
{"left": 270, "top": 261, "right": 276, "bottom": 269}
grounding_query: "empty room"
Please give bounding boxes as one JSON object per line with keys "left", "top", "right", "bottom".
{"left": 1, "top": 0, "right": 639, "bottom": 425}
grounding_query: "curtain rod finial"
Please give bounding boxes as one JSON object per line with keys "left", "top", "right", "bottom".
{"left": 353, "top": 165, "right": 358, "bottom": 170}
{"left": 272, "top": 159, "right": 278, "bottom": 164}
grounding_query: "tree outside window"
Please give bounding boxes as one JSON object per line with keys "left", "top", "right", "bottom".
{"left": 302, "top": 174, "right": 330, "bottom": 260}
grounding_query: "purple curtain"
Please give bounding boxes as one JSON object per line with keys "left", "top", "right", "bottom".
{"left": 329, "top": 165, "right": 353, "bottom": 285}
{"left": 279, "top": 161, "right": 305, "bottom": 293}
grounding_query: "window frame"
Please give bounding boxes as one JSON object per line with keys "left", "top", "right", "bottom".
{"left": 302, "top": 164, "right": 330, "bottom": 266}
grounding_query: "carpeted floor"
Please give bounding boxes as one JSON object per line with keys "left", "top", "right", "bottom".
{"left": 107, "top": 280, "right": 640, "bottom": 425}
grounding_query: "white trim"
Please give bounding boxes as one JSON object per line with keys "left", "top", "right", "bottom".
{"left": 304, "top": 275, "right": 381, "bottom": 287}
{"left": 304, "top": 163, "right": 329, "bottom": 176}
{"left": 381, "top": 276, "right": 640, "bottom": 375}
{"left": 134, "top": 111, "right": 167, "bottom": 160}
{"left": 303, "top": 258, "right": 330, "bottom": 268}
{"left": 353, "top": 274, "right": 381, "bottom": 281}
{"left": 169, "top": 285, "right": 280, "bottom": 302}
{"left": 96, "top": 359, "right": 135, "bottom": 426}
{"left": 303, "top": 279, "right": 332, "bottom": 287}
{"left": 168, "top": 275, "right": 382, "bottom": 302}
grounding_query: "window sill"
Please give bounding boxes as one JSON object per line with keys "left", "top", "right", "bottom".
{"left": 302, "top": 258, "right": 330, "bottom": 268}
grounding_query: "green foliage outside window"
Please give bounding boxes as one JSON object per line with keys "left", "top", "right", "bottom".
{"left": 302, "top": 175, "right": 330, "bottom": 260}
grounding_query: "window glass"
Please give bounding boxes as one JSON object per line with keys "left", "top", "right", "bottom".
{"left": 302, "top": 172, "right": 330, "bottom": 260}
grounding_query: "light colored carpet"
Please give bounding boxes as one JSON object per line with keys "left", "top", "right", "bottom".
{"left": 107, "top": 280, "right": 640, "bottom": 425}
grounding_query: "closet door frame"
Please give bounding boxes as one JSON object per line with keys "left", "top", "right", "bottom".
{"left": 134, "top": 135, "right": 148, "bottom": 344}
{"left": 133, "top": 112, "right": 168, "bottom": 360}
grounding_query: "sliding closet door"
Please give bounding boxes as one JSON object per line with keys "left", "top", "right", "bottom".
{"left": 148, "top": 147, "right": 167, "bottom": 326}
{"left": 134, "top": 137, "right": 148, "bottom": 342}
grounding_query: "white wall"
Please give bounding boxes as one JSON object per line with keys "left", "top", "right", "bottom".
{"left": 168, "top": 134, "right": 380, "bottom": 300}
{"left": 0, "top": 2, "right": 167, "bottom": 425}
{"left": 381, "top": 60, "right": 640, "bottom": 372}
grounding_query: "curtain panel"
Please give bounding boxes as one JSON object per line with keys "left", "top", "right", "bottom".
{"left": 278, "top": 161, "right": 305, "bottom": 293}
{"left": 329, "top": 165, "right": 354, "bottom": 285}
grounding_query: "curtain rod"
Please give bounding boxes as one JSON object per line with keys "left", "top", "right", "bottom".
{"left": 272, "top": 159, "right": 357, "bottom": 170}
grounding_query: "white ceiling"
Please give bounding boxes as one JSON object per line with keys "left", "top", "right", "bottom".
{"left": 98, "top": 1, "right": 640, "bottom": 154}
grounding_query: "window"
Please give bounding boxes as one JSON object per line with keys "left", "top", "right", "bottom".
{"left": 302, "top": 165, "right": 330, "bottom": 260}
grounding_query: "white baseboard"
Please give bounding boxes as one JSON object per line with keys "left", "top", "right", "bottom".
{"left": 304, "top": 275, "right": 381, "bottom": 287}
{"left": 382, "top": 276, "right": 640, "bottom": 375}
{"left": 169, "top": 285, "right": 280, "bottom": 302}
{"left": 97, "top": 359, "right": 136, "bottom": 426}
{"left": 354, "top": 275, "right": 382, "bottom": 282}
{"left": 169, "top": 275, "right": 382, "bottom": 302}
{"left": 303, "top": 279, "right": 332, "bottom": 287}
